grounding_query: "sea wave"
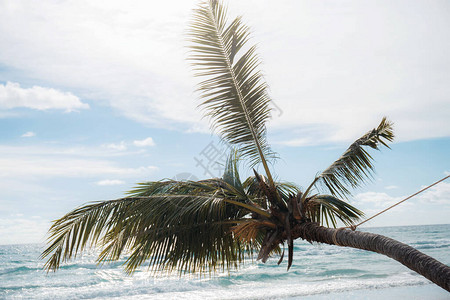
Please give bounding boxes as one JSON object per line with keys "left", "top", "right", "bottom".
{"left": 117, "top": 272, "right": 428, "bottom": 300}
{"left": 1, "top": 224, "right": 449, "bottom": 299}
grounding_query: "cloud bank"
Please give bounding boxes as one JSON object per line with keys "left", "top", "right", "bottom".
{"left": 0, "top": 82, "right": 89, "bottom": 112}
{"left": 0, "top": 0, "right": 448, "bottom": 144}
{"left": 0, "top": 145, "right": 158, "bottom": 179}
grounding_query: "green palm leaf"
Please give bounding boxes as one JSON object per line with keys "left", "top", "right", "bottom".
{"left": 41, "top": 178, "right": 271, "bottom": 274}
{"left": 305, "top": 195, "right": 364, "bottom": 227}
{"left": 41, "top": 198, "right": 133, "bottom": 272}
{"left": 304, "top": 117, "right": 394, "bottom": 198}
{"left": 188, "top": 0, "right": 276, "bottom": 185}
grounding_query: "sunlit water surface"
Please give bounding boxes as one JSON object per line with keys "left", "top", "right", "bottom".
{"left": 1, "top": 224, "right": 449, "bottom": 299}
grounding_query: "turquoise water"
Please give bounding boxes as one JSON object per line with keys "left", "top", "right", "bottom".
{"left": 1, "top": 224, "right": 449, "bottom": 299}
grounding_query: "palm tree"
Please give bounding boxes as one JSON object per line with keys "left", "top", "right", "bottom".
{"left": 41, "top": 0, "right": 450, "bottom": 292}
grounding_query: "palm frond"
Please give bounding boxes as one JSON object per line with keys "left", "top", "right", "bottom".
{"left": 305, "top": 195, "right": 364, "bottom": 227}
{"left": 304, "top": 117, "right": 394, "bottom": 198}
{"left": 222, "top": 149, "right": 245, "bottom": 196}
{"left": 41, "top": 198, "right": 134, "bottom": 272}
{"left": 276, "top": 182, "right": 301, "bottom": 202}
{"left": 188, "top": 0, "right": 277, "bottom": 186}
{"left": 232, "top": 219, "right": 276, "bottom": 243}
{"left": 42, "top": 179, "right": 268, "bottom": 275}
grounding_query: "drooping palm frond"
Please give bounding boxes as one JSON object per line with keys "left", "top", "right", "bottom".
{"left": 305, "top": 195, "right": 364, "bottom": 227}
{"left": 188, "top": 0, "right": 277, "bottom": 186}
{"left": 41, "top": 179, "right": 268, "bottom": 275}
{"left": 41, "top": 198, "right": 131, "bottom": 272}
{"left": 304, "top": 117, "right": 394, "bottom": 198}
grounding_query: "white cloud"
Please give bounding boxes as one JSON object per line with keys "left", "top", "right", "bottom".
{"left": 0, "top": 0, "right": 199, "bottom": 128}
{"left": 104, "top": 141, "right": 127, "bottom": 151}
{"left": 21, "top": 131, "right": 35, "bottom": 138}
{"left": 96, "top": 179, "right": 125, "bottom": 186}
{"left": 0, "top": 82, "right": 89, "bottom": 112}
{"left": 385, "top": 185, "right": 398, "bottom": 190}
{"left": 0, "top": 144, "right": 140, "bottom": 158}
{"left": 352, "top": 182, "right": 450, "bottom": 219}
{"left": 0, "top": 1, "right": 448, "bottom": 143}
{"left": 133, "top": 137, "right": 155, "bottom": 147}
{"left": 417, "top": 182, "right": 450, "bottom": 205}
{"left": 0, "top": 215, "right": 50, "bottom": 244}
{"left": 0, "top": 144, "right": 158, "bottom": 179}
{"left": 103, "top": 138, "right": 155, "bottom": 151}
{"left": 0, "top": 157, "right": 157, "bottom": 178}
{"left": 353, "top": 191, "right": 403, "bottom": 208}
{"left": 274, "top": 137, "right": 317, "bottom": 147}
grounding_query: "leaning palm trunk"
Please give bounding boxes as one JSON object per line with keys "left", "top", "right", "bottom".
{"left": 290, "top": 223, "right": 450, "bottom": 292}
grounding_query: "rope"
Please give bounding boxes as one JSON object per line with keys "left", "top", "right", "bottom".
{"left": 346, "top": 175, "right": 450, "bottom": 231}
{"left": 332, "top": 227, "right": 346, "bottom": 246}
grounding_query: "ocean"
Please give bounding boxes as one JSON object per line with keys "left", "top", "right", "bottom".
{"left": 1, "top": 224, "right": 449, "bottom": 299}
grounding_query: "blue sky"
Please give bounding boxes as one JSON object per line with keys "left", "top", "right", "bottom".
{"left": 0, "top": 0, "right": 449, "bottom": 245}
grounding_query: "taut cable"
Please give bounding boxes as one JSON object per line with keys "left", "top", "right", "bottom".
{"left": 349, "top": 175, "right": 450, "bottom": 231}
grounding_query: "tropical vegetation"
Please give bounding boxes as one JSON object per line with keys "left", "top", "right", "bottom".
{"left": 42, "top": 0, "right": 450, "bottom": 292}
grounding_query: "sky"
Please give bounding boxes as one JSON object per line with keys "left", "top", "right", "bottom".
{"left": 0, "top": 0, "right": 449, "bottom": 245}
